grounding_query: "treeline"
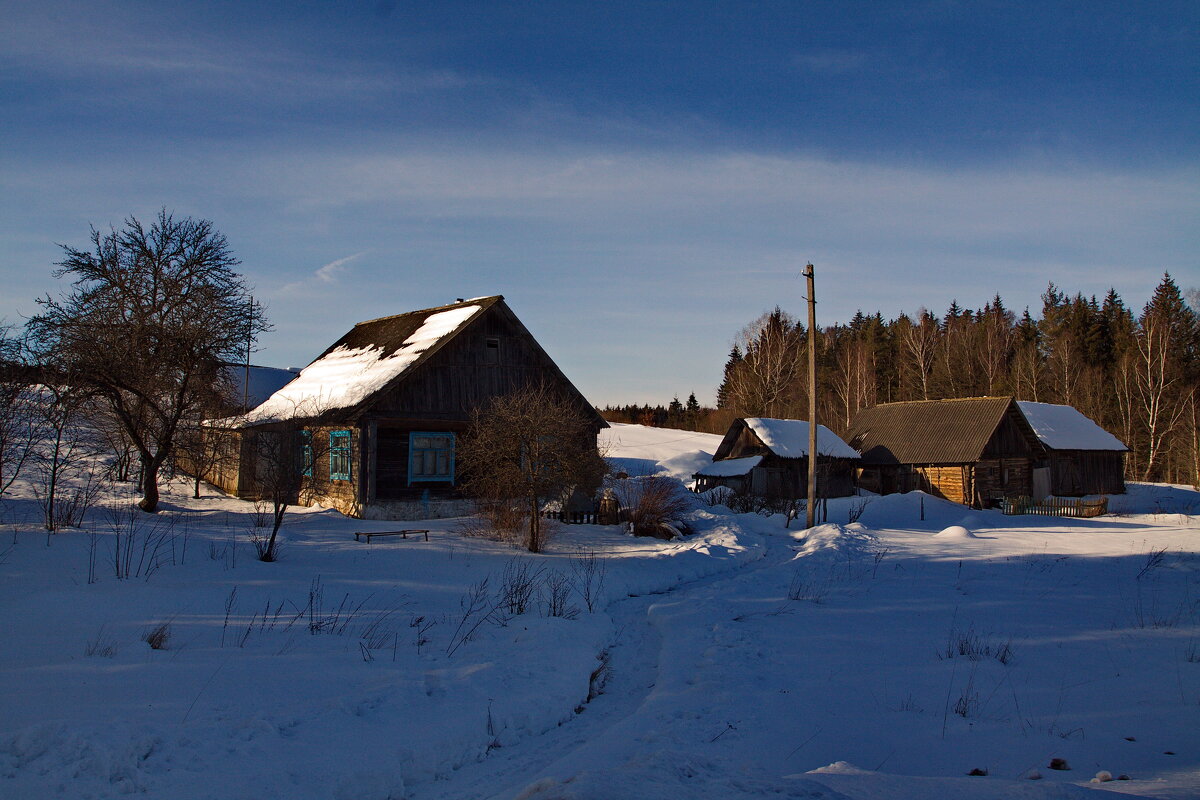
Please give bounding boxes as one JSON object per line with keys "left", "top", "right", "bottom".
{"left": 600, "top": 394, "right": 751, "bottom": 435}
{"left": 714, "top": 274, "right": 1197, "bottom": 484}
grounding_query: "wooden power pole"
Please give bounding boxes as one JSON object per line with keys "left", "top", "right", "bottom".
{"left": 244, "top": 295, "right": 253, "bottom": 413}
{"left": 803, "top": 263, "right": 818, "bottom": 528}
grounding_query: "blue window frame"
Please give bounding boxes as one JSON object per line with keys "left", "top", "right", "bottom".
{"left": 329, "top": 430, "right": 352, "bottom": 481}
{"left": 299, "top": 430, "right": 313, "bottom": 477}
{"left": 409, "top": 432, "right": 455, "bottom": 484}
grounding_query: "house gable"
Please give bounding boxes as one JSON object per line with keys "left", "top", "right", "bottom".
{"left": 366, "top": 300, "right": 605, "bottom": 429}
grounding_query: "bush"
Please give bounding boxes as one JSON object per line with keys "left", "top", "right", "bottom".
{"left": 615, "top": 475, "right": 693, "bottom": 538}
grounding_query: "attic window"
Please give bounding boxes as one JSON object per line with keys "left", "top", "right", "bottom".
{"left": 485, "top": 337, "right": 500, "bottom": 364}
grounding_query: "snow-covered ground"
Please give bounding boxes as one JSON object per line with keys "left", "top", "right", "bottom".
{"left": 1, "top": 424, "right": 1197, "bottom": 799}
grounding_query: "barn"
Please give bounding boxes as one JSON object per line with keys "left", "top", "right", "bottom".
{"left": 1016, "top": 401, "right": 1127, "bottom": 497}
{"left": 845, "top": 397, "right": 1044, "bottom": 508}
{"left": 204, "top": 296, "right": 607, "bottom": 519}
{"left": 693, "top": 417, "right": 859, "bottom": 499}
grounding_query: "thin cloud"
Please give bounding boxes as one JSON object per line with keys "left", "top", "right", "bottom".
{"left": 281, "top": 252, "right": 367, "bottom": 294}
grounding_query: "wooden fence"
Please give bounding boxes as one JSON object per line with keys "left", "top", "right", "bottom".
{"left": 1000, "top": 496, "right": 1108, "bottom": 518}
{"left": 540, "top": 510, "right": 598, "bottom": 524}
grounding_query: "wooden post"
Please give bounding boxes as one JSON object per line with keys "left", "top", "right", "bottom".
{"left": 803, "top": 263, "right": 818, "bottom": 529}
{"left": 243, "top": 295, "right": 253, "bottom": 413}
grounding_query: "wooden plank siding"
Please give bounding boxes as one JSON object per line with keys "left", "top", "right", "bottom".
{"left": 1045, "top": 450, "right": 1125, "bottom": 496}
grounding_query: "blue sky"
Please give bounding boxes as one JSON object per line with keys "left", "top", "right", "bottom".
{"left": 2, "top": 1, "right": 1197, "bottom": 405}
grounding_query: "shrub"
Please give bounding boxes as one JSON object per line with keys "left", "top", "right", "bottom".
{"left": 615, "top": 475, "right": 692, "bottom": 538}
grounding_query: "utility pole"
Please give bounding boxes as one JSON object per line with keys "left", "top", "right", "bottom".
{"left": 244, "top": 295, "right": 253, "bottom": 413}
{"left": 803, "top": 263, "right": 818, "bottom": 528}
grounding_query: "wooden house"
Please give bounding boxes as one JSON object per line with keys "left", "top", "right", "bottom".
{"left": 844, "top": 397, "right": 1044, "bottom": 508}
{"left": 206, "top": 296, "right": 607, "bottom": 519}
{"left": 693, "top": 417, "right": 859, "bottom": 499}
{"left": 1016, "top": 401, "right": 1127, "bottom": 497}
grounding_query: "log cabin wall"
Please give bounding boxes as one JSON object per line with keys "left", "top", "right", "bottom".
{"left": 913, "top": 465, "right": 969, "bottom": 505}
{"left": 974, "top": 457, "right": 1033, "bottom": 503}
{"left": 1047, "top": 450, "right": 1126, "bottom": 496}
{"left": 275, "top": 424, "right": 361, "bottom": 517}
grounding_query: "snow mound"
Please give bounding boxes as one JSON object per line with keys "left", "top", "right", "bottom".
{"left": 807, "top": 761, "right": 875, "bottom": 775}
{"left": 934, "top": 525, "right": 976, "bottom": 539}
{"left": 792, "top": 523, "right": 880, "bottom": 562}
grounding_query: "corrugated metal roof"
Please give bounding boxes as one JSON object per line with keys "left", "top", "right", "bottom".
{"left": 844, "top": 397, "right": 1015, "bottom": 465}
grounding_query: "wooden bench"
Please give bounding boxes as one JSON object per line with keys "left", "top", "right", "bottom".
{"left": 354, "top": 529, "right": 430, "bottom": 543}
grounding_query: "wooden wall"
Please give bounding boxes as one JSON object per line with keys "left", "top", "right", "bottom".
{"left": 1047, "top": 450, "right": 1126, "bottom": 496}
{"left": 974, "top": 457, "right": 1033, "bottom": 503}
{"left": 370, "top": 303, "right": 601, "bottom": 430}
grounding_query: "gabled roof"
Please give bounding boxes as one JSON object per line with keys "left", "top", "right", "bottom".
{"left": 844, "top": 397, "right": 1019, "bottom": 465}
{"left": 1016, "top": 401, "right": 1128, "bottom": 452}
{"left": 238, "top": 297, "right": 500, "bottom": 425}
{"left": 714, "top": 418, "right": 860, "bottom": 461}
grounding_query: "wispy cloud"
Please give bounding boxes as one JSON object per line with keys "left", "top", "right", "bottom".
{"left": 0, "top": 5, "right": 476, "bottom": 103}
{"left": 281, "top": 252, "right": 368, "bottom": 294}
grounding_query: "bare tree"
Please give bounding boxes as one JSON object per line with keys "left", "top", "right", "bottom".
{"left": 245, "top": 424, "right": 312, "bottom": 561}
{"left": 976, "top": 296, "right": 1014, "bottom": 395}
{"left": 0, "top": 326, "right": 39, "bottom": 500}
{"left": 26, "top": 210, "right": 268, "bottom": 512}
{"left": 831, "top": 335, "right": 873, "bottom": 431}
{"left": 31, "top": 382, "right": 103, "bottom": 530}
{"left": 725, "top": 309, "right": 803, "bottom": 417}
{"left": 900, "top": 310, "right": 939, "bottom": 400}
{"left": 1134, "top": 276, "right": 1196, "bottom": 480}
{"left": 459, "top": 384, "right": 607, "bottom": 553}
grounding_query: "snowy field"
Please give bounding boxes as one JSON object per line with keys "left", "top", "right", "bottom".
{"left": 1, "top": 425, "right": 1198, "bottom": 799}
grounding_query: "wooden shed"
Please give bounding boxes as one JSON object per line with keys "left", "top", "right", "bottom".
{"left": 693, "top": 417, "right": 859, "bottom": 500}
{"left": 844, "top": 397, "right": 1043, "bottom": 508}
{"left": 1016, "top": 401, "right": 1127, "bottom": 497}
{"left": 205, "top": 296, "right": 607, "bottom": 519}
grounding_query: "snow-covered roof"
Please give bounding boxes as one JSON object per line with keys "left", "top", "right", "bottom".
{"left": 238, "top": 299, "right": 492, "bottom": 425}
{"left": 743, "top": 418, "right": 860, "bottom": 459}
{"left": 695, "top": 455, "right": 763, "bottom": 477}
{"left": 1016, "top": 401, "right": 1128, "bottom": 451}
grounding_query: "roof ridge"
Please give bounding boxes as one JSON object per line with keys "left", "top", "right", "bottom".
{"left": 354, "top": 295, "right": 503, "bottom": 327}
{"left": 872, "top": 395, "right": 1012, "bottom": 407}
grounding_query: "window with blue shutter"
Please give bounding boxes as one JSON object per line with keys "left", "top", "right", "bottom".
{"left": 329, "top": 430, "right": 352, "bottom": 481}
{"left": 409, "top": 432, "right": 454, "bottom": 483}
{"left": 299, "top": 430, "right": 313, "bottom": 477}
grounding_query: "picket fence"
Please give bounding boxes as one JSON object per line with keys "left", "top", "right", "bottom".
{"left": 1000, "top": 496, "right": 1108, "bottom": 518}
